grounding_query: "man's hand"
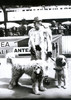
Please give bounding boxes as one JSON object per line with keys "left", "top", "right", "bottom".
{"left": 30, "top": 47, "right": 36, "bottom": 55}
{"left": 46, "top": 52, "right": 52, "bottom": 57}
{"left": 35, "top": 45, "right": 41, "bottom": 51}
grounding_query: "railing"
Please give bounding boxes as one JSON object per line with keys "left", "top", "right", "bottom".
{"left": 52, "top": 35, "right": 62, "bottom": 58}
{"left": 13, "top": 35, "right": 62, "bottom": 58}
{"left": 0, "top": 35, "right": 62, "bottom": 58}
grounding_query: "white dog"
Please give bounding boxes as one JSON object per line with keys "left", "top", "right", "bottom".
{"left": 54, "top": 55, "right": 68, "bottom": 89}
{"left": 6, "top": 52, "right": 48, "bottom": 94}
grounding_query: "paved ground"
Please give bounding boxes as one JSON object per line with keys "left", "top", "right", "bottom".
{"left": 0, "top": 57, "right": 71, "bottom": 99}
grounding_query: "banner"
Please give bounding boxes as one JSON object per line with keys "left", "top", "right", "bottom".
{"left": 0, "top": 36, "right": 29, "bottom": 57}
{"left": 0, "top": 41, "right": 17, "bottom": 57}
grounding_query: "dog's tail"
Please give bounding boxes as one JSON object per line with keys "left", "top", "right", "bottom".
{"left": 6, "top": 52, "right": 16, "bottom": 64}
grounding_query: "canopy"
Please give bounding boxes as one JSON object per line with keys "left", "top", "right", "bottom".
{"left": 0, "top": 22, "right": 20, "bottom": 29}
{"left": 27, "top": 22, "right": 51, "bottom": 28}
{"left": 62, "top": 21, "right": 71, "bottom": 25}
{"left": 41, "top": 23, "right": 51, "bottom": 28}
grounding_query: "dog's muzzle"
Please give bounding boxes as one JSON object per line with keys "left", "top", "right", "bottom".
{"left": 62, "top": 62, "right": 66, "bottom": 66}
{"left": 34, "top": 68, "right": 43, "bottom": 75}
{"left": 33, "top": 66, "right": 43, "bottom": 78}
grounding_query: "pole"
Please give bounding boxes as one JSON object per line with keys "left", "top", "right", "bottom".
{"left": 1, "top": 6, "right": 7, "bottom": 36}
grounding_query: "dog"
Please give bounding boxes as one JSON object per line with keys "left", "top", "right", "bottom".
{"left": 6, "top": 52, "right": 48, "bottom": 94}
{"left": 54, "top": 55, "right": 68, "bottom": 89}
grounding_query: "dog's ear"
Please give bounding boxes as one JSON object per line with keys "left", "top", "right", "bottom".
{"left": 33, "top": 65, "right": 37, "bottom": 70}
{"left": 64, "top": 56, "right": 67, "bottom": 62}
{"left": 56, "top": 57, "right": 62, "bottom": 66}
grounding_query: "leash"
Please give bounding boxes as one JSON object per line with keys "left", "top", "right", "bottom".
{"left": 50, "top": 57, "right": 55, "bottom": 62}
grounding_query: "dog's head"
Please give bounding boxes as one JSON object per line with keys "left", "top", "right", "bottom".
{"left": 32, "top": 60, "right": 48, "bottom": 78}
{"left": 31, "top": 63, "right": 43, "bottom": 82}
{"left": 33, "top": 63, "right": 43, "bottom": 76}
{"left": 56, "top": 55, "right": 66, "bottom": 67}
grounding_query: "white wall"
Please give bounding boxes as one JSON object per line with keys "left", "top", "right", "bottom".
{"left": 7, "top": 5, "right": 71, "bottom": 21}
{"left": 62, "top": 36, "right": 71, "bottom": 54}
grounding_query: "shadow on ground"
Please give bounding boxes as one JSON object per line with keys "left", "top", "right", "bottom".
{"left": 0, "top": 76, "right": 56, "bottom": 90}
{"left": 0, "top": 74, "right": 71, "bottom": 99}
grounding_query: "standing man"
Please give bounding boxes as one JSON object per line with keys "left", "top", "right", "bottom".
{"left": 41, "top": 26, "right": 52, "bottom": 61}
{"left": 28, "top": 17, "right": 44, "bottom": 60}
{"left": 28, "top": 17, "right": 52, "bottom": 61}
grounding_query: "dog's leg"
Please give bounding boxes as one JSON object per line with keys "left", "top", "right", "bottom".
{"left": 55, "top": 72, "right": 58, "bottom": 84}
{"left": 8, "top": 66, "right": 23, "bottom": 89}
{"left": 58, "top": 75, "right": 62, "bottom": 88}
{"left": 8, "top": 79, "right": 17, "bottom": 89}
{"left": 39, "top": 78, "right": 46, "bottom": 91}
{"left": 62, "top": 68, "right": 68, "bottom": 89}
{"left": 32, "top": 81, "right": 40, "bottom": 95}
{"left": 63, "top": 78, "right": 67, "bottom": 89}
{"left": 63, "top": 75, "right": 68, "bottom": 89}
{"left": 55, "top": 72, "right": 59, "bottom": 87}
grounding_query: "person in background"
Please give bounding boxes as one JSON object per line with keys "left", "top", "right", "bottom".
{"left": 11, "top": 27, "right": 20, "bottom": 36}
{"left": 8, "top": 28, "right": 13, "bottom": 36}
{"left": 11, "top": 27, "right": 17, "bottom": 36}
{"left": 41, "top": 25, "right": 52, "bottom": 62}
{"left": 46, "top": 27, "right": 52, "bottom": 63}
{"left": 51, "top": 20, "right": 58, "bottom": 35}
{"left": 18, "top": 19, "right": 27, "bottom": 36}
{"left": 0, "top": 28, "right": 5, "bottom": 37}
{"left": 58, "top": 23, "right": 65, "bottom": 35}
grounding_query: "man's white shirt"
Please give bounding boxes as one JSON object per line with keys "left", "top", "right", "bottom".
{"left": 28, "top": 26, "right": 52, "bottom": 52}
{"left": 28, "top": 26, "right": 44, "bottom": 51}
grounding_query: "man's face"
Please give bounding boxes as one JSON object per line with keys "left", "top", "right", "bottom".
{"left": 34, "top": 22, "right": 40, "bottom": 30}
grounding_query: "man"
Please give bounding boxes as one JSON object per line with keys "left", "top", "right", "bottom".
{"left": 28, "top": 17, "right": 44, "bottom": 60}
{"left": 28, "top": 17, "right": 52, "bottom": 61}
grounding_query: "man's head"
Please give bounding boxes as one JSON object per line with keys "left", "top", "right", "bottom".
{"left": 33, "top": 17, "right": 42, "bottom": 30}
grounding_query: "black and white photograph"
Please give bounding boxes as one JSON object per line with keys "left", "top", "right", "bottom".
{"left": 0, "top": 0, "right": 71, "bottom": 99}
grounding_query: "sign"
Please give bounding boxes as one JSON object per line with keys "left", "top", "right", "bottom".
{"left": 13, "top": 47, "right": 30, "bottom": 54}
{"left": 0, "top": 36, "right": 29, "bottom": 58}
{"left": 0, "top": 41, "right": 17, "bottom": 57}
{"left": 0, "top": 41, "right": 17, "bottom": 47}
{"left": 0, "top": 47, "right": 13, "bottom": 55}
